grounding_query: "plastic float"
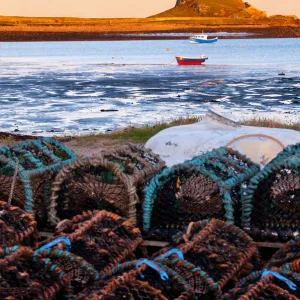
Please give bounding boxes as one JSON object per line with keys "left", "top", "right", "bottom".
{"left": 146, "top": 110, "right": 300, "bottom": 168}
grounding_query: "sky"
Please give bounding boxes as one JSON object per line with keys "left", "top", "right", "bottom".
{"left": 0, "top": 0, "right": 299, "bottom": 18}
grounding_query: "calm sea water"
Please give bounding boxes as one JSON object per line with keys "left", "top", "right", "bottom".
{"left": 0, "top": 38, "right": 299, "bottom": 135}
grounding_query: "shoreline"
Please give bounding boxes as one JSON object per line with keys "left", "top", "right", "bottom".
{"left": 0, "top": 26, "right": 300, "bottom": 42}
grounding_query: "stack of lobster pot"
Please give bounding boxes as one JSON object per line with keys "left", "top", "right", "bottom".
{"left": 242, "top": 143, "right": 300, "bottom": 242}
{"left": 38, "top": 210, "right": 145, "bottom": 273}
{"left": 143, "top": 147, "right": 260, "bottom": 240}
{"left": 153, "top": 219, "right": 262, "bottom": 299}
{"left": 0, "top": 246, "right": 70, "bottom": 299}
{"left": 49, "top": 143, "right": 165, "bottom": 227}
{"left": 75, "top": 258, "right": 194, "bottom": 300}
{"left": 0, "top": 138, "right": 76, "bottom": 227}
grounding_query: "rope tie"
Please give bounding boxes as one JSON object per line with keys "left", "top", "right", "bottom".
{"left": 262, "top": 269, "right": 297, "bottom": 291}
{"left": 0, "top": 159, "right": 19, "bottom": 217}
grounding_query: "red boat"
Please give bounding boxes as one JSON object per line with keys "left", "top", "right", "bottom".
{"left": 176, "top": 55, "right": 208, "bottom": 65}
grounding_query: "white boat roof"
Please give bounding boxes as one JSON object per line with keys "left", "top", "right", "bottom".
{"left": 193, "top": 35, "right": 208, "bottom": 38}
{"left": 176, "top": 55, "right": 207, "bottom": 59}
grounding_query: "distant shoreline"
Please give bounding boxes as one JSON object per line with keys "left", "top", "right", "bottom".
{"left": 0, "top": 23, "right": 300, "bottom": 42}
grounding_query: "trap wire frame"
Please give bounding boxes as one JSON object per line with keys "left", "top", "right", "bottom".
{"left": 49, "top": 157, "right": 138, "bottom": 226}
{"left": 34, "top": 247, "right": 100, "bottom": 299}
{"left": 143, "top": 147, "right": 260, "bottom": 234}
{"left": 0, "top": 138, "right": 76, "bottom": 215}
{"left": 0, "top": 200, "right": 38, "bottom": 247}
{"left": 242, "top": 154, "right": 300, "bottom": 241}
{"left": 0, "top": 245, "right": 70, "bottom": 299}
{"left": 158, "top": 219, "right": 260, "bottom": 298}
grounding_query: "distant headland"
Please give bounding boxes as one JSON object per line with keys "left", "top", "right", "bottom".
{"left": 153, "top": 0, "right": 266, "bottom": 18}
{"left": 0, "top": 1, "right": 299, "bottom": 42}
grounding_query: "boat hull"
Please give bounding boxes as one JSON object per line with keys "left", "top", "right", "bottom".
{"left": 176, "top": 56, "right": 207, "bottom": 66}
{"left": 177, "top": 60, "right": 203, "bottom": 65}
{"left": 190, "top": 38, "right": 218, "bottom": 44}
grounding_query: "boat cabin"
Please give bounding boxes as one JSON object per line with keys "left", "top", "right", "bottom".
{"left": 192, "top": 35, "right": 208, "bottom": 40}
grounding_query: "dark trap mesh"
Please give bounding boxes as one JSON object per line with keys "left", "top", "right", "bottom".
{"left": 0, "top": 246, "right": 70, "bottom": 300}
{"left": 0, "top": 201, "right": 38, "bottom": 247}
{"left": 157, "top": 219, "right": 260, "bottom": 298}
{"left": 242, "top": 155, "right": 300, "bottom": 242}
{"left": 221, "top": 269, "right": 300, "bottom": 300}
{"left": 143, "top": 147, "right": 260, "bottom": 240}
{"left": 0, "top": 138, "right": 76, "bottom": 226}
{"left": 34, "top": 248, "right": 100, "bottom": 298}
{"left": 102, "top": 143, "right": 165, "bottom": 180}
{"left": 49, "top": 157, "right": 138, "bottom": 226}
{"left": 39, "top": 210, "right": 144, "bottom": 272}
{"left": 267, "top": 236, "right": 300, "bottom": 269}
{"left": 76, "top": 260, "right": 194, "bottom": 300}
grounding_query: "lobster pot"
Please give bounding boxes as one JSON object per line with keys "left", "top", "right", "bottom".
{"left": 0, "top": 246, "right": 70, "bottom": 300}
{"left": 242, "top": 155, "right": 300, "bottom": 242}
{"left": 143, "top": 147, "right": 259, "bottom": 240}
{"left": 76, "top": 260, "right": 194, "bottom": 300}
{"left": 102, "top": 143, "right": 165, "bottom": 225}
{"left": 270, "top": 143, "right": 300, "bottom": 164}
{"left": 39, "top": 210, "right": 145, "bottom": 272}
{"left": 49, "top": 157, "right": 139, "bottom": 226}
{"left": 0, "top": 201, "right": 38, "bottom": 247}
{"left": 267, "top": 236, "right": 300, "bottom": 269}
{"left": 220, "top": 269, "right": 300, "bottom": 300}
{"left": 102, "top": 143, "right": 165, "bottom": 180}
{"left": 158, "top": 219, "right": 260, "bottom": 299}
{"left": 34, "top": 248, "right": 100, "bottom": 298}
{"left": 0, "top": 138, "right": 76, "bottom": 226}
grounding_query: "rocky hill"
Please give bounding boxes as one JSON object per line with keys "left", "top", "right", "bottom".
{"left": 153, "top": 0, "right": 267, "bottom": 18}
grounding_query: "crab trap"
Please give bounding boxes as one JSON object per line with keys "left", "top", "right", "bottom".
{"left": 156, "top": 219, "right": 260, "bottom": 299}
{"left": 34, "top": 243, "right": 100, "bottom": 298}
{"left": 39, "top": 210, "right": 145, "bottom": 272}
{"left": 0, "top": 138, "right": 76, "bottom": 225}
{"left": 0, "top": 246, "right": 70, "bottom": 300}
{"left": 242, "top": 153, "right": 300, "bottom": 242}
{"left": 102, "top": 143, "right": 165, "bottom": 181}
{"left": 75, "top": 259, "right": 194, "bottom": 300}
{"left": 49, "top": 157, "right": 139, "bottom": 226}
{"left": 220, "top": 267, "right": 300, "bottom": 300}
{"left": 143, "top": 147, "right": 260, "bottom": 240}
{"left": 0, "top": 201, "right": 38, "bottom": 248}
{"left": 267, "top": 236, "right": 300, "bottom": 269}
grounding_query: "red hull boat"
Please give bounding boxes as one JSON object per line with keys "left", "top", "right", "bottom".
{"left": 176, "top": 56, "right": 208, "bottom": 65}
